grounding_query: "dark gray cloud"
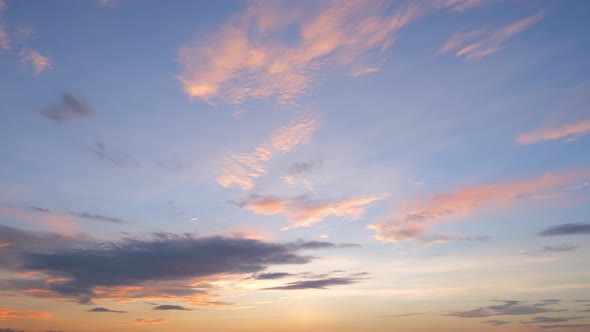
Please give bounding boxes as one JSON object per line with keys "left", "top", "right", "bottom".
{"left": 538, "top": 324, "right": 590, "bottom": 329}
{"left": 287, "top": 157, "right": 324, "bottom": 176}
{"left": 261, "top": 277, "right": 361, "bottom": 290}
{"left": 535, "top": 299, "right": 562, "bottom": 307}
{"left": 253, "top": 272, "right": 294, "bottom": 280}
{"left": 24, "top": 205, "right": 129, "bottom": 224}
{"left": 87, "top": 307, "right": 126, "bottom": 313}
{"left": 153, "top": 305, "right": 191, "bottom": 311}
{"left": 287, "top": 240, "right": 360, "bottom": 250}
{"left": 522, "top": 316, "right": 583, "bottom": 324}
{"left": 90, "top": 142, "right": 141, "bottom": 168}
{"left": 448, "top": 300, "right": 565, "bottom": 318}
{"left": 483, "top": 320, "right": 510, "bottom": 326}
{"left": 539, "top": 223, "right": 590, "bottom": 236}
{"left": 40, "top": 92, "right": 93, "bottom": 123}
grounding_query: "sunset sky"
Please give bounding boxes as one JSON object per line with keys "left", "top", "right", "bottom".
{"left": 1, "top": 0, "right": 590, "bottom": 331}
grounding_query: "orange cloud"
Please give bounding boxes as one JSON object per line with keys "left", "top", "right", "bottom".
{"left": 0, "top": 308, "right": 53, "bottom": 320}
{"left": 369, "top": 169, "right": 589, "bottom": 243}
{"left": 178, "top": 0, "right": 480, "bottom": 103}
{"left": 517, "top": 118, "right": 590, "bottom": 145}
{"left": 119, "top": 318, "right": 172, "bottom": 326}
{"left": 216, "top": 114, "right": 318, "bottom": 190}
{"left": 439, "top": 11, "right": 544, "bottom": 60}
{"left": 0, "top": 242, "right": 11, "bottom": 248}
{"left": 19, "top": 48, "right": 52, "bottom": 74}
{"left": 240, "top": 193, "right": 389, "bottom": 229}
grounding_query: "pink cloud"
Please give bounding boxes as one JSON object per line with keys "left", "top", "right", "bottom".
{"left": 439, "top": 11, "right": 544, "bottom": 61}
{"left": 178, "top": 0, "right": 482, "bottom": 104}
{"left": 216, "top": 114, "right": 318, "bottom": 190}
{"left": 369, "top": 169, "right": 589, "bottom": 243}
{"left": 20, "top": 48, "right": 53, "bottom": 74}
{"left": 0, "top": 308, "right": 53, "bottom": 320}
{"left": 240, "top": 193, "right": 389, "bottom": 229}
{"left": 517, "top": 118, "right": 590, "bottom": 145}
{"left": 0, "top": 242, "right": 11, "bottom": 248}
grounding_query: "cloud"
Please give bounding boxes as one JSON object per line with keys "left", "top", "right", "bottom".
{"left": 287, "top": 157, "right": 324, "bottom": 176}
{"left": 539, "top": 223, "right": 590, "bottom": 237}
{"left": 24, "top": 205, "right": 129, "bottom": 224}
{"left": 40, "top": 93, "right": 93, "bottom": 123}
{"left": 369, "top": 169, "right": 589, "bottom": 243}
{"left": 483, "top": 320, "right": 510, "bottom": 326}
{"left": 177, "top": 0, "right": 483, "bottom": 104}
{"left": 517, "top": 119, "right": 590, "bottom": 145}
{"left": 87, "top": 307, "right": 126, "bottom": 314}
{"left": 262, "top": 277, "right": 362, "bottom": 290}
{"left": 377, "top": 312, "right": 423, "bottom": 318}
{"left": 448, "top": 300, "right": 565, "bottom": 318}
{"left": 538, "top": 244, "right": 578, "bottom": 253}
{"left": 522, "top": 316, "right": 584, "bottom": 324}
{"left": 238, "top": 193, "right": 389, "bottom": 229}
{"left": 153, "top": 305, "right": 191, "bottom": 311}
{"left": 252, "top": 272, "right": 294, "bottom": 280}
{"left": 287, "top": 240, "right": 360, "bottom": 250}
{"left": 538, "top": 324, "right": 590, "bottom": 330}
{"left": 216, "top": 114, "right": 318, "bottom": 190}
{"left": 19, "top": 49, "right": 52, "bottom": 74}
{"left": 439, "top": 11, "right": 544, "bottom": 60}
{"left": 99, "top": 0, "right": 122, "bottom": 7}
{"left": 118, "top": 318, "right": 171, "bottom": 326}
{"left": 89, "top": 142, "right": 141, "bottom": 168}
{"left": 0, "top": 308, "right": 52, "bottom": 321}
{"left": 1, "top": 225, "right": 351, "bottom": 304}
{"left": 0, "top": 243, "right": 10, "bottom": 249}
{"left": 0, "top": 20, "right": 8, "bottom": 50}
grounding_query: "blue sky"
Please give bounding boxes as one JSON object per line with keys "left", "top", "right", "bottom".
{"left": 1, "top": 0, "right": 590, "bottom": 331}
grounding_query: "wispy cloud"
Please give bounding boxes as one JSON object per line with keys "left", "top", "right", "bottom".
{"left": 538, "top": 244, "right": 579, "bottom": 253}
{"left": 19, "top": 49, "right": 52, "bottom": 74}
{"left": 87, "top": 307, "right": 127, "bottom": 314}
{"left": 369, "top": 169, "right": 589, "bottom": 243}
{"left": 0, "top": 308, "right": 52, "bottom": 320}
{"left": 522, "top": 316, "right": 584, "bottom": 324}
{"left": 0, "top": 20, "right": 8, "bottom": 50}
{"left": 40, "top": 93, "right": 93, "bottom": 123}
{"left": 153, "top": 305, "right": 192, "bottom": 311}
{"left": 448, "top": 300, "right": 564, "bottom": 318}
{"left": 89, "top": 142, "right": 141, "bottom": 168}
{"left": 517, "top": 119, "right": 590, "bottom": 145}
{"left": 262, "top": 277, "right": 363, "bottom": 290}
{"left": 539, "top": 223, "right": 590, "bottom": 237}
{"left": 237, "top": 193, "right": 389, "bottom": 229}
{"left": 439, "top": 11, "right": 544, "bottom": 60}
{"left": 216, "top": 114, "right": 318, "bottom": 190}
{"left": 483, "top": 319, "right": 510, "bottom": 326}
{"left": 118, "top": 318, "right": 171, "bottom": 326}
{"left": 177, "top": 0, "right": 483, "bottom": 103}
{"left": 538, "top": 324, "right": 590, "bottom": 330}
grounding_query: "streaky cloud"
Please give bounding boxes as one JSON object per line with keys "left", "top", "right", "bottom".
{"left": 87, "top": 307, "right": 126, "bottom": 313}
{"left": 39, "top": 93, "right": 92, "bottom": 123}
{"left": 539, "top": 223, "right": 590, "bottom": 236}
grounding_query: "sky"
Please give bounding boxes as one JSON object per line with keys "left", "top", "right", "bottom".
{"left": 0, "top": 0, "right": 590, "bottom": 331}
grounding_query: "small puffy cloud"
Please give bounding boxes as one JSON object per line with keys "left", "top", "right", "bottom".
{"left": 539, "top": 223, "right": 590, "bottom": 237}
{"left": 238, "top": 193, "right": 389, "bottom": 229}
{"left": 87, "top": 307, "right": 126, "bottom": 313}
{"left": 19, "top": 49, "right": 52, "bottom": 74}
{"left": 216, "top": 114, "right": 318, "bottom": 190}
{"left": 439, "top": 11, "right": 544, "bottom": 61}
{"left": 369, "top": 169, "right": 589, "bottom": 243}
{"left": 517, "top": 119, "right": 590, "bottom": 145}
{"left": 153, "top": 305, "right": 191, "bottom": 311}
{"left": 40, "top": 93, "right": 93, "bottom": 123}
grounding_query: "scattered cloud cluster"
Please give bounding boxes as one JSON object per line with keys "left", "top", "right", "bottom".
{"left": 216, "top": 114, "right": 318, "bottom": 190}
{"left": 237, "top": 193, "right": 389, "bottom": 229}
{"left": 369, "top": 169, "right": 589, "bottom": 243}
{"left": 177, "top": 0, "right": 487, "bottom": 104}
{"left": 517, "top": 118, "right": 590, "bottom": 145}
{"left": 439, "top": 11, "right": 544, "bottom": 60}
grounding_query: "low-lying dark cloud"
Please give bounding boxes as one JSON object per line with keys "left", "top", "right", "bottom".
{"left": 483, "top": 320, "right": 510, "bottom": 326}
{"left": 87, "top": 307, "right": 126, "bottom": 313}
{"left": 153, "top": 305, "right": 191, "bottom": 311}
{"left": 522, "top": 316, "right": 583, "bottom": 324}
{"left": 90, "top": 142, "right": 141, "bottom": 168}
{"left": 253, "top": 272, "right": 294, "bottom": 280}
{"left": 40, "top": 92, "right": 93, "bottom": 123}
{"left": 539, "top": 223, "right": 590, "bottom": 236}
{"left": 449, "top": 300, "right": 565, "bottom": 318}
{"left": 261, "top": 277, "right": 362, "bottom": 290}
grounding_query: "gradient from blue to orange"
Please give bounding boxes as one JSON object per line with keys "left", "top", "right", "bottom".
{"left": 1, "top": 0, "right": 590, "bottom": 331}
